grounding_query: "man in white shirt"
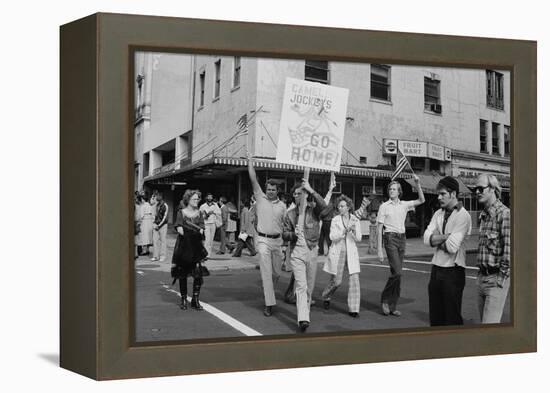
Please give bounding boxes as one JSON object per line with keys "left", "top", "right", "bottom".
{"left": 199, "top": 193, "right": 221, "bottom": 256}
{"left": 423, "top": 176, "right": 472, "bottom": 326}
{"left": 377, "top": 176, "right": 425, "bottom": 316}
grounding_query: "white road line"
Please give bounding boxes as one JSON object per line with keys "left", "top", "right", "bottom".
{"left": 403, "top": 259, "right": 479, "bottom": 271}
{"left": 160, "top": 283, "right": 262, "bottom": 337}
{"left": 360, "top": 263, "right": 477, "bottom": 280}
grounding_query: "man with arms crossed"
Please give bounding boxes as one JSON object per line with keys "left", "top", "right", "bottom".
{"left": 377, "top": 176, "right": 425, "bottom": 316}
{"left": 423, "top": 176, "right": 472, "bottom": 326}
{"left": 248, "top": 155, "right": 287, "bottom": 317}
{"left": 475, "top": 174, "right": 511, "bottom": 323}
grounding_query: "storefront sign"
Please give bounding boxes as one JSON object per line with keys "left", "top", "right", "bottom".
{"left": 276, "top": 78, "right": 349, "bottom": 171}
{"left": 428, "top": 143, "right": 445, "bottom": 161}
{"left": 383, "top": 139, "right": 398, "bottom": 155}
{"left": 445, "top": 148, "right": 452, "bottom": 161}
{"left": 398, "top": 140, "right": 427, "bottom": 157}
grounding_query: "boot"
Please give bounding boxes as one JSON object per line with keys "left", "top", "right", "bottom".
{"left": 191, "top": 293, "right": 203, "bottom": 310}
{"left": 179, "top": 296, "right": 188, "bottom": 310}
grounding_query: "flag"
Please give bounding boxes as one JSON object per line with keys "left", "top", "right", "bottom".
{"left": 391, "top": 148, "right": 409, "bottom": 181}
{"left": 236, "top": 113, "right": 248, "bottom": 134}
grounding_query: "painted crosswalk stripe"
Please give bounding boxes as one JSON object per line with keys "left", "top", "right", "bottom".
{"left": 360, "top": 263, "right": 477, "bottom": 280}
{"left": 161, "top": 283, "right": 262, "bottom": 337}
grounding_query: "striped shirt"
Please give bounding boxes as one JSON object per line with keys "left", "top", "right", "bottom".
{"left": 477, "top": 199, "right": 511, "bottom": 278}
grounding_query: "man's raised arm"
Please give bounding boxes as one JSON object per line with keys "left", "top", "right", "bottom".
{"left": 247, "top": 155, "right": 262, "bottom": 195}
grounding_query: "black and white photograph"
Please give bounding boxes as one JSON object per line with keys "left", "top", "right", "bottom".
{"left": 133, "top": 52, "right": 511, "bottom": 342}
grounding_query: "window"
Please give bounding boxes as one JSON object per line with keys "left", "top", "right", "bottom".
{"left": 143, "top": 152, "right": 150, "bottom": 177}
{"left": 199, "top": 71, "right": 205, "bottom": 107}
{"left": 486, "top": 70, "right": 504, "bottom": 110}
{"left": 233, "top": 56, "right": 241, "bottom": 88}
{"left": 504, "top": 125, "right": 510, "bottom": 156}
{"left": 424, "top": 77, "right": 441, "bottom": 113}
{"left": 410, "top": 157, "right": 425, "bottom": 172}
{"left": 492, "top": 122, "right": 500, "bottom": 155}
{"left": 370, "top": 64, "right": 391, "bottom": 101}
{"left": 305, "top": 60, "right": 329, "bottom": 84}
{"left": 214, "top": 60, "right": 221, "bottom": 99}
{"left": 480, "top": 119, "right": 488, "bottom": 153}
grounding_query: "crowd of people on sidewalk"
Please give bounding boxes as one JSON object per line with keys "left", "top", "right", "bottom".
{"left": 134, "top": 162, "right": 511, "bottom": 332}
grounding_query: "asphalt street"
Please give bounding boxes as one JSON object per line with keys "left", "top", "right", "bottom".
{"left": 134, "top": 252, "right": 510, "bottom": 343}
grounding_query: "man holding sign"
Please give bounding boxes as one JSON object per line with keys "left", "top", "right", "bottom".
{"left": 282, "top": 173, "right": 327, "bottom": 332}
{"left": 277, "top": 78, "right": 349, "bottom": 173}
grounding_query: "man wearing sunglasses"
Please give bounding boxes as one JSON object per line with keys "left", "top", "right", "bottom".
{"left": 475, "top": 174, "right": 511, "bottom": 323}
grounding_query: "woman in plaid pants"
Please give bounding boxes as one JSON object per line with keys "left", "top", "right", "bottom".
{"left": 321, "top": 195, "right": 363, "bottom": 317}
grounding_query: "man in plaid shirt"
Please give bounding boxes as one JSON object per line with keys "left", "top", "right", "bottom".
{"left": 475, "top": 174, "right": 511, "bottom": 323}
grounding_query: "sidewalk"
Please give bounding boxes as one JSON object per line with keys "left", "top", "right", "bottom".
{"left": 139, "top": 229, "right": 479, "bottom": 273}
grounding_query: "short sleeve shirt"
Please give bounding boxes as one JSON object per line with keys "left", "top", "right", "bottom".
{"left": 377, "top": 199, "right": 415, "bottom": 234}
{"left": 254, "top": 190, "right": 287, "bottom": 235}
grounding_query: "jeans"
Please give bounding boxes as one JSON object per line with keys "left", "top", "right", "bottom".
{"left": 219, "top": 226, "right": 227, "bottom": 253}
{"left": 381, "top": 233, "right": 405, "bottom": 310}
{"left": 233, "top": 235, "right": 256, "bottom": 256}
{"left": 477, "top": 273, "right": 510, "bottom": 323}
{"left": 428, "top": 265, "right": 465, "bottom": 326}
{"left": 153, "top": 224, "right": 167, "bottom": 260}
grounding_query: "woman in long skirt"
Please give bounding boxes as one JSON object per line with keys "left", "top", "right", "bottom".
{"left": 171, "top": 189, "right": 208, "bottom": 310}
{"left": 321, "top": 195, "right": 363, "bottom": 317}
{"left": 139, "top": 195, "right": 155, "bottom": 255}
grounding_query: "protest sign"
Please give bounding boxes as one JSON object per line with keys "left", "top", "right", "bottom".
{"left": 276, "top": 78, "right": 349, "bottom": 171}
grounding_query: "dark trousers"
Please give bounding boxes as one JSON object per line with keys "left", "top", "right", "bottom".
{"left": 318, "top": 220, "right": 332, "bottom": 255}
{"left": 428, "top": 265, "right": 466, "bottom": 326}
{"left": 219, "top": 227, "right": 227, "bottom": 253}
{"left": 381, "top": 233, "right": 405, "bottom": 309}
{"left": 233, "top": 236, "right": 256, "bottom": 256}
{"left": 179, "top": 274, "right": 203, "bottom": 297}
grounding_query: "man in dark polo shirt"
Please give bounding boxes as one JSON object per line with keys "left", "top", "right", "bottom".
{"left": 248, "top": 155, "right": 287, "bottom": 317}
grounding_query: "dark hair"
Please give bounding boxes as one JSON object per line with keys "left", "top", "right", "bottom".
{"left": 336, "top": 194, "right": 353, "bottom": 210}
{"left": 265, "top": 178, "right": 281, "bottom": 191}
{"left": 290, "top": 183, "right": 302, "bottom": 194}
{"left": 241, "top": 198, "right": 251, "bottom": 209}
{"left": 205, "top": 193, "right": 213, "bottom": 198}
{"left": 182, "top": 189, "right": 201, "bottom": 207}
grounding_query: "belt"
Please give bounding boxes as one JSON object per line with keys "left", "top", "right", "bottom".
{"left": 257, "top": 231, "right": 281, "bottom": 239}
{"left": 384, "top": 232, "right": 405, "bottom": 237}
{"left": 478, "top": 265, "right": 500, "bottom": 275}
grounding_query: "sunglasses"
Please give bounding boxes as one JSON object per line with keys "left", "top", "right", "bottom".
{"left": 473, "top": 185, "right": 490, "bottom": 194}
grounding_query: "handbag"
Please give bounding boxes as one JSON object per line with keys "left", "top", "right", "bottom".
{"left": 199, "top": 262, "right": 210, "bottom": 277}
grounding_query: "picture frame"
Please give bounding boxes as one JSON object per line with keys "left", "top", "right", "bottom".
{"left": 60, "top": 12, "right": 536, "bottom": 380}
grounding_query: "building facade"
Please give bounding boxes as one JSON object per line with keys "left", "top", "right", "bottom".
{"left": 134, "top": 52, "right": 510, "bottom": 230}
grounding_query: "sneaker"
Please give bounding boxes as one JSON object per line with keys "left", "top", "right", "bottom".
{"left": 159, "top": 258, "right": 165, "bottom": 262}
{"left": 390, "top": 310, "right": 402, "bottom": 317}
{"left": 263, "top": 306, "right": 273, "bottom": 317}
{"left": 298, "top": 321, "right": 309, "bottom": 332}
{"left": 151, "top": 257, "right": 159, "bottom": 261}
{"left": 381, "top": 302, "right": 390, "bottom": 316}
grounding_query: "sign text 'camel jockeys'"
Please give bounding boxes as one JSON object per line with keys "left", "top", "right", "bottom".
{"left": 276, "top": 78, "right": 349, "bottom": 171}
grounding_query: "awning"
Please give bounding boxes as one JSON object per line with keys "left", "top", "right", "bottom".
{"left": 144, "top": 155, "right": 408, "bottom": 183}
{"left": 405, "top": 173, "right": 471, "bottom": 196}
{"left": 213, "top": 157, "right": 401, "bottom": 178}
